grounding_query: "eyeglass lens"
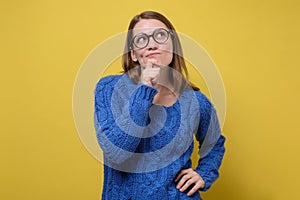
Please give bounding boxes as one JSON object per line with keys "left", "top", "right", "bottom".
{"left": 133, "top": 28, "right": 170, "bottom": 49}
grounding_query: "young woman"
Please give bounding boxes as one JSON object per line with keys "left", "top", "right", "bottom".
{"left": 94, "top": 11, "right": 226, "bottom": 200}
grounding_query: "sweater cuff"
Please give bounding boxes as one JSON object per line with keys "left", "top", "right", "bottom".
{"left": 129, "top": 84, "right": 158, "bottom": 126}
{"left": 199, "top": 172, "right": 212, "bottom": 191}
{"left": 195, "top": 168, "right": 217, "bottom": 192}
{"left": 135, "top": 83, "right": 158, "bottom": 101}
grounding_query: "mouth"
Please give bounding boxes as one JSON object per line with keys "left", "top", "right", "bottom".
{"left": 146, "top": 52, "right": 160, "bottom": 58}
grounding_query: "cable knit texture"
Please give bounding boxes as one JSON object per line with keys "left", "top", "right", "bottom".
{"left": 94, "top": 74, "right": 226, "bottom": 200}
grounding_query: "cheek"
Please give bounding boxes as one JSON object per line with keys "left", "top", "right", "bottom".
{"left": 133, "top": 49, "right": 147, "bottom": 63}
{"left": 160, "top": 52, "right": 173, "bottom": 66}
{"left": 135, "top": 49, "right": 145, "bottom": 56}
{"left": 160, "top": 42, "right": 173, "bottom": 66}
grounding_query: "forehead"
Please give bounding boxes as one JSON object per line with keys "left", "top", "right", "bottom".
{"left": 133, "top": 19, "right": 168, "bottom": 35}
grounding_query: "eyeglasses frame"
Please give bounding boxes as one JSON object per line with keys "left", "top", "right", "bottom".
{"left": 129, "top": 28, "right": 173, "bottom": 50}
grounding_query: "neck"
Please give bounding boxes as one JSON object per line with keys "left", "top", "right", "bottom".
{"left": 156, "top": 85, "right": 177, "bottom": 97}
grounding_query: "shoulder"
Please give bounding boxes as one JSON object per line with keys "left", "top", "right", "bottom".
{"left": 193, "top": 90, "right": 213, "bottom": 112}
{"left": 94, "top": 74, "right": 123, "bottom": 93}
{"left": 193, "top": 91, "right": 220, "bottom": 142}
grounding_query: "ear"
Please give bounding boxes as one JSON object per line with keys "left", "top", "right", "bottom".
{"left": 130, "top": 50, "right": 138, "bottom": 62}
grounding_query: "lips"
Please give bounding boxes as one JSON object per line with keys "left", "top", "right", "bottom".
{"left": 146, "top": 52, "right": 160, "bottom": 58}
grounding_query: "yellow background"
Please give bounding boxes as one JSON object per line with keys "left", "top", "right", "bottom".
{"left": 1, "top": 0, "right": 299, "bottom": 199}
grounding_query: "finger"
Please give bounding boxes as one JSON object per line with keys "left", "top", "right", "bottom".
{"left": 147, "top": 58, "right": 158, "bottom": 68}
{"left": 174, "top": 175, "right": 181, "bottom": 183}
{"left": 141, "top": 68, "right": 160, "bottom": 85}
{"left": 174, "top": 168, "right": 192, "bottom": 182}
{"left": 151, "top": 71, "right": 160, "bottom": 85}
{"left": 187, "top": 181, "right": 203, "bottom": 196}
{"left": 176, "top": 173, "right": 193, "bottom": 190}
{"left": 174, "top": 169, "right": 189, "bottom": 182}
{"left": 150, "top": 77, "right": 156, "bottom": 85}
{"left": 142, "top": 62, "right": 152, "bottom": 69}
{"left": 149, "top": 76, "right": 155, "bottom": 85}
{"left": 147, "top": 58, "right": 157, "bottom": 64}
{"left": 178, "top": 176, "right": 197, "bottom": 192}
{"left": 145, "top": 69, "right": 160, "bottom": 79}
{"left": 149, "top": 68, "right": 161, "bottom": 81}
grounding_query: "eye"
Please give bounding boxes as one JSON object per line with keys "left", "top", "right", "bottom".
{"left": 134, "top": 34, "right": 148, "bottom": 46}
{"left": 154, "top": 29, "right": 168, "bottom": 42}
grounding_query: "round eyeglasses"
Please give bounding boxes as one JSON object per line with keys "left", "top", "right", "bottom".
{"left": 131, "top": 28, "right": 172, "bottom": 49}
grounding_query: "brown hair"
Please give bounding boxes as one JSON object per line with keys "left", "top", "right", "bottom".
{"left": 122, "top": 11, "right": 198, "bottom": 92}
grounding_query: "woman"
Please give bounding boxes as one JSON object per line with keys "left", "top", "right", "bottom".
{"left": 94, "top": 11, "right": 226, "bottom": 200}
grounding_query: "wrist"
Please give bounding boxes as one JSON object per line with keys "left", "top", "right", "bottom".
{"left": 140, "top": 80, "right": 152, "bottom": 86}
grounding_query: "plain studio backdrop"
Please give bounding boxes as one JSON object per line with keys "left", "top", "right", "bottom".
{"left": 0, "top": 0, "right": 299, "bottom": 199}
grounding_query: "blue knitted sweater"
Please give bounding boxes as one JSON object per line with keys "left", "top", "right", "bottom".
{"left": 94, "top": 74, "right": 225, "bottom": 200}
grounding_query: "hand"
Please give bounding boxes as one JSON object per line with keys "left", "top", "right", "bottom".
{"left": 140, "top": 58, "right": 160, "bottom": 87}
{"left": 174, "top": 168, "right": 205, "bottom": 196}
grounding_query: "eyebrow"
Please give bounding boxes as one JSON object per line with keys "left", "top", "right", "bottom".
{"left": 132, "top": 27, "right": 167, "bottom": 36}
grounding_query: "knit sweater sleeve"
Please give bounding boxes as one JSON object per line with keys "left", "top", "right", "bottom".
{"left": 94, "top": 75, "right": 158, "bottom": 164}
{"left": 194, "top": 92, "right": 226, "bottom": 191}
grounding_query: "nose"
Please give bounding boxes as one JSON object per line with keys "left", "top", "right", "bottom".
{"left": 147, "top": 36, "right": 158, "bottom": 49}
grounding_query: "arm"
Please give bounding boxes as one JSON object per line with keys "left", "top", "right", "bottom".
{"left": 194, "top": 93, "right": 226, "bottom": 191}
{"left": 94, "top": 75, "right": 157, "bottom": 164}
{"left": 174, "top": 92, "right": 226, "bottom": 196}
